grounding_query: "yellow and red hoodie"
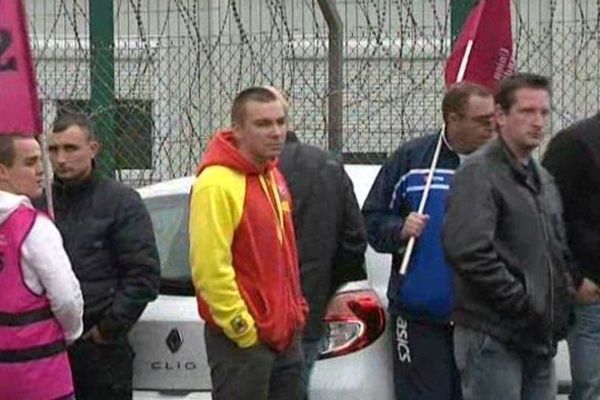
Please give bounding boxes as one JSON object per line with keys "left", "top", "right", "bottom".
{"left": 189, "top": 130, "right": 307, "bottom": 352}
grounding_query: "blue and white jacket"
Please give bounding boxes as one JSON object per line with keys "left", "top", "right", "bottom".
{"left": 362, "top": 132, "right": 460, "bottom": 323}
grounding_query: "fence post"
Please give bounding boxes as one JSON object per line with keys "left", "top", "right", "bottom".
{"left": 89, "top": 0, "right": 116, "bottom": 177}
{"left": 451, "top": 0, "right": 477, "bottom": 43}
{"left": 317, "top": 0, "right": 343, "bottom": 155}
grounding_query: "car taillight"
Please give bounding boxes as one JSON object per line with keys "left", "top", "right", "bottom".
{"left": 319, "top": 289, "right": 385, "bottom": 359}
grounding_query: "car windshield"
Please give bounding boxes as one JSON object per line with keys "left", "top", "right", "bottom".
{"left": 144, "top": 194, "right": 194, "bottom": 295}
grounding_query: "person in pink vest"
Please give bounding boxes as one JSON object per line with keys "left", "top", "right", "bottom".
{"left": 0, "top": 134, "right": 83, "bottom": 400}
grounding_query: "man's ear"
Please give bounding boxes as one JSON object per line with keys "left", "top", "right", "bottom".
{"left": 495, "top": 104, "right": 505, "bottom": 128}
{"left": 447, "top": 112, "right": 460, "bottom": 125}
{"left": 89, "top": 140, "right": 100, "bottom": 157}
{"left": 0, "top": 163, "right": 9, "bottom": 182}
{"left": 231, "top": 123, "right": 243, "bottom": 143}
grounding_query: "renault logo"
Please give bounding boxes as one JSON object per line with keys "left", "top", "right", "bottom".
{"left": 166, "top": 328, "right": 183, "bottom": 353}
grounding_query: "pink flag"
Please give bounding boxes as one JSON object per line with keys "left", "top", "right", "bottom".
{"left": 444, "top": 0, "right": 515, "bottom": 92}
{"left": 0, "top": 0, "right": 42, "bottom": 135}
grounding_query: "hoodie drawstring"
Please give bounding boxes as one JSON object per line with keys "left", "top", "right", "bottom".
{"left": 258, "top": 172, "right": 284, "bottom": 244}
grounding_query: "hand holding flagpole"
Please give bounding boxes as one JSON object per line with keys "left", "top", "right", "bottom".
{"left": 399, "top": 0, "right": 514, "bottom": 275}
{"left": 399, "top": 40, "right": 474, "bottom": 275}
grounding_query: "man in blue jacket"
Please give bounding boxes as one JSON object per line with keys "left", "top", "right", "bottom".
{"left": 362, "top": 82, "right": 494, "bottom": 400}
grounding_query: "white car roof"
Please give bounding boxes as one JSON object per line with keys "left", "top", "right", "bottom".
{"left": 137, "top": 176, "right": 195, "bottom": 198}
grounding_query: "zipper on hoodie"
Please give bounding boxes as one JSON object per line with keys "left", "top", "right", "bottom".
{"left": 259, "top": 172, "right": 303, "bottom": 329}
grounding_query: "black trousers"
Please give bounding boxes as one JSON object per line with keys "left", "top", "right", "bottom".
{"left": 204, "top": 326, "right": 303, "bottom": 400}
{"left": 391, "top": 314, "right": 462, "bottom": 400}
{"left": 68, "top": 337, "right": 134, "bottom": 400}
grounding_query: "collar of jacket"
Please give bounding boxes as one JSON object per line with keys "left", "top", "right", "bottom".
{"left": 493, "top": 137, "right": 542, "bottom": 193}
{"left": 53, "top": 168, "right": 103, "bottom": 198}
{"left": 285, "top": 131, "right": 299, "bottom": 144}
{"left": 437, "top": 129, "right": 461, "bottom": 164}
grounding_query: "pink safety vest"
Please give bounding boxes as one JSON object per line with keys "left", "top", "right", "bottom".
{"left": 0, "top": 206, "right": 74, "bottom": 400}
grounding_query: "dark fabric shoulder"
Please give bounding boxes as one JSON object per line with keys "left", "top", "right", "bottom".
{"left": 96, "top": 178, "right": 139, "bottom": 199}
{"left": 387, "top": 133, "right": 439, "bottom": 162}
{"left": 547, "top": 115, "right": 600, "bottom": 163}
{"left": 565, "top": 114, "right": 600, "bottom": 138}
{"left": 373, "top": 133, "right": 441, "bottom": 187}
{"left": 280, "top": 139, "right": 334, "bottom": 171}
{"left": 89, "top": 178, "right": 145, "bottom": 216}
{"left": 402, "top": 133, "right": 439, "bottom": 151}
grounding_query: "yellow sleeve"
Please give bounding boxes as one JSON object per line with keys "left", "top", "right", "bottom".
{"left": 189, "top": 166, "right": 258, "bottom": 348}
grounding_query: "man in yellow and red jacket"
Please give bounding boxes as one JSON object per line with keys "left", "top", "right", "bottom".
{"left": 189, "top": 87, "right": 307, "bottom": 400}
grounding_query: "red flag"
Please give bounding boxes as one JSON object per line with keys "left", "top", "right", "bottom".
{"left": 0, "top": 0, "right": 42, "bottom": 135}
{"left": 444, "top": 0, "right": 515, "bottom": 92}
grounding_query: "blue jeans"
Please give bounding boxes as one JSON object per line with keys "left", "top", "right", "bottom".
{"left": 568, "top": 302, "right": 600, "bottom": 400}
{"left": 454, "top": 325, "right": 555, "bottom": 400}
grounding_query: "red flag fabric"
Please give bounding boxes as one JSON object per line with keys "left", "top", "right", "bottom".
{"left": 0, "top": 0, "right": 42, "bottom": 135}
{"left": 444, "top": 0, "right": 515, "bottom": 92}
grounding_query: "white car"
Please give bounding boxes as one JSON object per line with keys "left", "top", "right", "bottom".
{"left": 130, "top": 165, "right": 570, "bottom": 399}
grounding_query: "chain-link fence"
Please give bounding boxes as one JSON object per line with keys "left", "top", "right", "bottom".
{"left": 27, "top": 0, "right": 600, "bottom": 187}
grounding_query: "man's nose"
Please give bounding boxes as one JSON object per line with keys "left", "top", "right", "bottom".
{"left": 35, "top": 160, "right": 44, "bottom": 176}
{"left": 274, "top": 123, "right": 287, "bottom": 138}
{"left": 532, "top": 111, "right": 545, "bottom": 128}
{"left": 54, "top": 149, "right": 66, "bottom": 164}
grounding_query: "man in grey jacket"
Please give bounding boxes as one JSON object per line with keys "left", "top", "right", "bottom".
{"left": 442, "top": 73, "right": 575, "bottom": 400}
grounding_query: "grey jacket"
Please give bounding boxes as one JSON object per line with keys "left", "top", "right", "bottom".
{"left": 443, "top": 138, "right": 575, "bottom": 356}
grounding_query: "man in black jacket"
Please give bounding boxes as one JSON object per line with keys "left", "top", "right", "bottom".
{"left": 542, "top": 114, "right": 600, "bottom": 400}
{"left": 279, "top": 131, "right": 367, "bottom": 399}
{"left": 43, "top": 112, "right": 160, "bottom": 400}
{"left": 442, "top": 73, "right": 575, "bottom": 400}
{"left": 274, "top": 89, "right": 367, "bottom": 400}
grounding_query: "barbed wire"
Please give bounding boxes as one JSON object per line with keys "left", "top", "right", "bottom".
{"left": 27, "top": 0, "right": 600, "bottom": 187}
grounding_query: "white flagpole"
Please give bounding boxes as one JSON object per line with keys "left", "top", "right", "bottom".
{"left": 40, "top": 130, "right": 54, "bottom": 220}
{"left": 399, "top": 39, "right": 474, "bottom": 275}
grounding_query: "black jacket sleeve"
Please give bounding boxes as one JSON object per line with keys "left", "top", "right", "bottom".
{"left": 542, "top": 132, "right": 589, "bottom": 287}
{"left": 330, "top": 163, "right": 367, "bottom": 293}
{"left": 98, "top": 189, "right": 161, "bottom": 338}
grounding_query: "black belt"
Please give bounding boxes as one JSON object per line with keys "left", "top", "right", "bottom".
{"left": 0, "top": 339, "right": 66, "bottom": 363}
{"left": 0, "top": 307, "right": 53, "bottom": 326}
